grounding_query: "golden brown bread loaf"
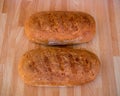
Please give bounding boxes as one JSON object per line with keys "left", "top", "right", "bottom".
{"left": 25, "top": 11, "right": 95, "bottom": 45}
{"left": 18, "top": 47, "right": 100, "bottom": 86}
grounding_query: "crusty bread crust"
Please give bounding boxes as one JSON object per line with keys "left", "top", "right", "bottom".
{"left": 18, "top": 47, "right": 100, "bottom": 86}
{"left": 25, "top": 11, "right": 95, "bottom": 45}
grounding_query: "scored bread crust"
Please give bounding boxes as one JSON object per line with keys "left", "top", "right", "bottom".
{"left": 25, "top": 11, "right": 95, "bottom": 45}
{"left": 18, "top": 47, "right": 100, "bottom": 86}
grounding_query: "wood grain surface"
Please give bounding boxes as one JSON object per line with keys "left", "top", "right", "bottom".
{"left": 0, "top": 0, "right": 120, "bottom": 96}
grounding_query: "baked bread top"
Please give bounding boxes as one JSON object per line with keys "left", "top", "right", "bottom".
{"left": 18, "top": 47, "right": 100, "bottom": 86}
{"left": 25, "top": 11, "right": 95, "bottom": 45}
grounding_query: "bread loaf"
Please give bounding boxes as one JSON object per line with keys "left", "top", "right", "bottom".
{"left": 25, "top": 11, "right": 95, "bottom": 45}
{"left": 18, "top": 47, "right": 100, "bottom": 86}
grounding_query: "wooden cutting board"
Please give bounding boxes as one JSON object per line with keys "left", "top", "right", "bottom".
{"left": 0, "top": 0, "right": 120, "bottom": 96}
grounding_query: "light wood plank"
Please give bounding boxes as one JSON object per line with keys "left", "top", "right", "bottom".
{"left": 113, "top": 56, "right": 120, "bottom": 96}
